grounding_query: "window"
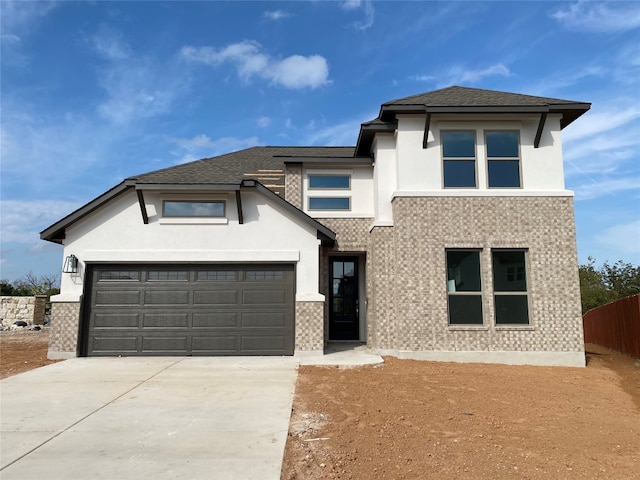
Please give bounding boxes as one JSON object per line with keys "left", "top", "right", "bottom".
{"left": 163, "top": 201, "right": 225, "bottom": 217}
{"left": 442, "top": 131, "right": 476, "bottom": 188}
{"left": 492, "top": 250, "right": 529, "bottom": 324}
{"left": 197, "top": 270, "right": 237, "bottom": 281}
{"left": 309, "top": 175, "right": 350, "bottom": 189}
{"left": 446, "top": 250, "right": 483, "bottom": 325}
{"left": 308, "top": 197, "right": 351, "bottom": 211}
{"left": 486, "top": 131, "right": 521, "bottom": 188}
{"left": 148, "top": 270, "right": 188, "bottom": 281}
{"left": 99, "top": 271, "right": 139, "bottom": 281}
{"left": 245, "top": 270, "right": 286, "bottom": 281}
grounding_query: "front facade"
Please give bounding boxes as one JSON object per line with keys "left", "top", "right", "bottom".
{"left": 42, "top": 86, "right": 590, "bottom": 366}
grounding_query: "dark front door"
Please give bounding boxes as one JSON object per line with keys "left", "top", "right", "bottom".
{"left": 329, "top": 257, "right": 359, "bottom": 340}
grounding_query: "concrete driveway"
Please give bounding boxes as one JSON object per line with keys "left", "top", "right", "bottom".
{"left": 0, "top": 357, "right": 298, "bottom": 480}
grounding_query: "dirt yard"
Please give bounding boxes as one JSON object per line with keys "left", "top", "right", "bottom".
{"left": 282, "top": 346, "right": 640, "bottom": 480}
{"left": 0, "top": 329, "right": 62, "bottom": 379}
{"left": 2, "top": 332, "right": 638, "bottom": 479}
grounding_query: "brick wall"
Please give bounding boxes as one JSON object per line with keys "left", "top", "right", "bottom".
{"left": 371, "top": 196, "right": 584, "bottom": 355}
{"left": 284, "top": 163, "right": 303, "bottom": 209}
{"left": 295, "top": 301, "right": 324, "bottom": 350}
{"left": 48, "top": 302, "right": 81, "bottom": 359}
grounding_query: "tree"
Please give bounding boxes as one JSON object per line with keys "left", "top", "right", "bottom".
{"left": 578, "top": 257, "right": 640, "bottom": 313}
{"left": 1, "top": 273, "right": 60, "bottom": 298}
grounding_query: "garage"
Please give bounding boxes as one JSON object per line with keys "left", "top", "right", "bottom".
{"left": 81, "top": 264, "right": 295, "bottom": 356}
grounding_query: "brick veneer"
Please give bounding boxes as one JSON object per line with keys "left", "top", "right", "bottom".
{"left": 367, "top": 196, "right": 585, "bottom": 358}
{"left": 284, "top": 163, "right": 303, "bottom": 209}
{"left": 295, "top": 301, "right": 324, "bottom": 350}
{"left": 48, "top": 301, "right": 81, "bottom": 359}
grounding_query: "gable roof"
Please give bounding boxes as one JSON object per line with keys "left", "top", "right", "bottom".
{"left": 356, "top": 85, "right": 590, "bottom": 155}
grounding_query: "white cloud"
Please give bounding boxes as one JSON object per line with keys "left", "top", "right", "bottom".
{"left": 340, "top": 0, "right": 375, "bottom": 30}
{"left": 573, "top": 177, "right": 640, "bottom": 201}
{"left": 257, "top": 116, "right": 271, "bottom": 128}
{"left": 445, "top": 63, "right": 512, "bottom": 85}
{"left": 264, "top": 10, "right": 290, "bottom": 21}
{"left": 0, "top": 0, "right": 58, "bottom": 35}
{"left": 87, "top": 25, "right": 132, "bottom": 60}
{"left": 0, "top": 34, "right": 21, "bottom": 44}
{"left": 180, "top": 41, "right": 330, "bottom": 89}
{"left": 595, "top": 220, "right": 640, "bottom": 258}
{"left": 552, "top": 1, "right": 640, "bottom": 33}
{"left": 410, "top": 74, "right": 436, "bottom": 82}
{"left": 169, "top": 134, "right": 261, "bottom": 164}
{"left": 304, "top": 111, "right": 377, "bottom": 146}
{"left": 0, "top": 200, "right": 82, "bottom": 245}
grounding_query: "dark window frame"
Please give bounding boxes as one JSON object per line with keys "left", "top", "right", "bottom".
{"left": 446, "top": 249, "right": 484, "bottom": 325}
{"left": 485, "top": 130, "right": 522, "bottom": 189}
{"left": 492, "top": 249, "right": 530, "bottom": 325}
{"left": 441, "top": 130, "right": 478, "bottom": 189}
{"left": 162, "top": 200, "right": 226, "bottom": 218}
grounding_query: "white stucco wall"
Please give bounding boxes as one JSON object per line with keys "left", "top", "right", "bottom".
{"left": 54, "top": 189, "right": 324, "bottom": 302}
{"left": 302, "top": 166, "right": 374, "bottom": 218}
{"left": 372, "top": 134, "right": 397, "bottom": 226}
{"left": 390, "top": 113, "right": 569, "bottom": 196}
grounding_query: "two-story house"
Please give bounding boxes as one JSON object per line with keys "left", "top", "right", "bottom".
{"left": 41, "top": 86, "right": 590, "bottom": 366}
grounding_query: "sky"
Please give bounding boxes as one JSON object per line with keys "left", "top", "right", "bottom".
{"left": 1, "top": 0, "right": 639, "bottom": 283}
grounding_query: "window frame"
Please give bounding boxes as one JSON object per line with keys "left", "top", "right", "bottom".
{"left": 491, "top": 249, "right": 530, "bottom": 325}
{"left": 308, "top": 196, "right": 352, "bottom": 211}
{"left": 485, "top": 130, "right": 522, "bottom": 189}
{"left": 441, "top": 130, "right": 478, "bottom": 189}
{"left": 308, "top": 174, "right": 351, "bottom": 190}
{"left": 445, "top": 249, "right": 484, "bottom": 326}
{"left": 162, "top": 200, "right": 226, "bottom": 218}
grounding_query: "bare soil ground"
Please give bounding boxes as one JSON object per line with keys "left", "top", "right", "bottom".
{"left": 282, "top": 346, "right": 640, "bottom": 480}
{"left": 2, "top": 333, "right": 638, "bottom": 479}
{"left": 0, "top": 329, "right": 62, "bottom": 379}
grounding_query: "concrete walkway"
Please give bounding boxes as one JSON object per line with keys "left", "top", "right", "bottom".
{"left": 1, "top": 350, "right": 382, "bottom": 480}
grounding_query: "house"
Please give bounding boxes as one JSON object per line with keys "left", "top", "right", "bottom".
{"left": 41, "top": 86, "right": 590, "bottom": 366}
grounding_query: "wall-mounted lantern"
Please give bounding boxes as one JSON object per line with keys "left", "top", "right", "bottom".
{"left": 62, "top": 254, "right": 78, "bottom": 274}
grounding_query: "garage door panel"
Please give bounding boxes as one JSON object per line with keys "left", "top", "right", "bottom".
{"left": 93, "top": 313, "right": 140, "bottom": 329}
{"left": 145, "top": 290, "right": 190, "bottom": 305}
{"left": 192, "top": 312, "right": 238, "bottom": 328}
{"left": 142, "top": 336, "right": 188, "bottom": 353}
{"left": 193, "top": 290, "right": 238, "bottom": 305}
{"left": 91, "top": 336, "right": 139, "bottom": 354}
{"left": 85, "top": 264, "right": 294, "bottom": 356}
{"left": 241, "top": 335, "right": 286, "bottom": 352}
{"left": 143, "top": 313, "right": 189, "bottom": 328}
{"left": 95, "top": 290, "right": 140, "bottom": 306}
{"left": 192, "top": 336, "right": 238, "bottom": 353}
{"left": 242, "top": 312, "right": 286, "bottom": 327}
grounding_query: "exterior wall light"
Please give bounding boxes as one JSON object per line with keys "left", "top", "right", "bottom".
{"left": 62, "top": 254, "right": 78, "bottom": 274}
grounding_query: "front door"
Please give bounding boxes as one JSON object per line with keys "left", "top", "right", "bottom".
{"left": 329, "top": 257, "right": 359, "bottom": 340}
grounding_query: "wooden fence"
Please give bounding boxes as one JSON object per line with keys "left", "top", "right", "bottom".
{"left": 582, "top": 294, "right": 640, "bottom": 358}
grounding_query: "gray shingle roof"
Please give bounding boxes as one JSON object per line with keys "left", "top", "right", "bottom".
{"left": 129, "top": 146, "right": 356, "bottom": 187}
{"left": 384, "top": 85, "right": 585, "bottom": 107}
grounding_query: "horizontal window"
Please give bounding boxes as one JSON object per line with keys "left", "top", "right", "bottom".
{"left": 148, "top": 271, "right": 188, "bottom": 281}
{"left": 196, "top": 271, "right": 237, "bottom": 281}
{"left": 98, "top": 271, "right": 139, "bottom": 281}
{"left": 309, "top": 175, "right": 350, "bottom": 189}
{"left": 308, "top": 197, "right": 350, "bottom": 211}
{"left": 163, "top": 201, "right": 225, "bottom": 217}
{"left": 245, "top": 271, "right": 286, "bottom": 281}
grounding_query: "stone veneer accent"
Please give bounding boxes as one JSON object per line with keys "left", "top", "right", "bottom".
{"left": 284, "top": 163, "right": 303, "bottom": 209}
{"left": 295, "top": 301, "right": 324, "bottom": 350}
{"left": 48, "top": 302, "right": 81, "bottom": 359}
{"left": 368, "top": 196, "right": 584, "bottom": 361}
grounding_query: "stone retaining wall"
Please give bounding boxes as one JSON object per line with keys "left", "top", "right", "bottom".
{"left": 0, "top": 296, "right": 48, "bottom": 329}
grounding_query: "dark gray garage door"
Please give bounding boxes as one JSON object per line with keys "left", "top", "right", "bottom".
{"left": 83, "top": 264, "right": 295, "bottom": 356}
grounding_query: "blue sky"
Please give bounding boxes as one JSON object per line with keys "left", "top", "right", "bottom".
{"left": 1, "top": 0, "right": 639, "bottom": 282}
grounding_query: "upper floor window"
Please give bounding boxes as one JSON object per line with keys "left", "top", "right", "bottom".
{"left": 309, "top": 175, "right": 350, "bottom": 189}
{"left": 442, "top": 131, "right": 477, "bottom": 188}
{"left": 308, "top": 197, "right": 351, "bottom": 211}
{"left": 163, "top": 200, "right": 225, "bottom": 217}
{"left": 486, "top": 131, "right": 521, "bottom": 188}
